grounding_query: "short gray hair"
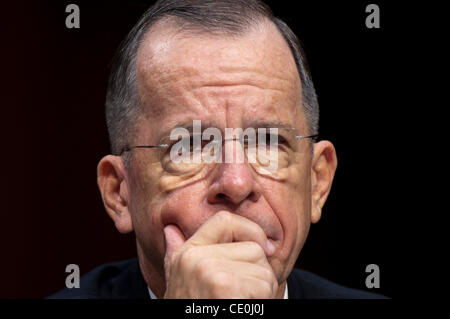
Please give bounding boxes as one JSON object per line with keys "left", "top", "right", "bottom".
{"left": 105, "top": 0, "right": 319, "bottom": 155}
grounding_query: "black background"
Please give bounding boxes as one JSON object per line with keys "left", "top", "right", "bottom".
{"left": 1, "top": 0, "right": 402, "bottom": 299}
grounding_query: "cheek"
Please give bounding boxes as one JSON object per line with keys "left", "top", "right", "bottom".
{"left": 159, "top": 183, "right": 211, "bottom": 239}
{"left": 129, "top": 160, "right": 210, "bottom": 243}
{"left": 127, "top": 162, "right": 167, "bottom": 260}
{"left": 287, "top": 164, "right": 312, "bottom": 247}
{"left": 263, "top": 163, "right": 312, "bottom": 263}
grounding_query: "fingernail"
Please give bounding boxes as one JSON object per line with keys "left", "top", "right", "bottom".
{"left": 266, "top": 240, "right": 276, "bottom": 256}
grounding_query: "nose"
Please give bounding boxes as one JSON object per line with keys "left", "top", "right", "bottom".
{"left": 207, "top": 140, "right": 261, "bottom": 206}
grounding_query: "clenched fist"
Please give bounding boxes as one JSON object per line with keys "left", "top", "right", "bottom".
{"left": 163, "top": 211, "right": 278, "bottom": 298}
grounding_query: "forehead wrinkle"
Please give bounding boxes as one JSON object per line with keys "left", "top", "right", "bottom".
{"left": 136, "top": 18, "right": 303, "bottom": 142}
{"left": 159, "top": 119, "right": 221, "bottom": 137}
{"left": 141, "top": 61, "right": 295, "bottom": 101}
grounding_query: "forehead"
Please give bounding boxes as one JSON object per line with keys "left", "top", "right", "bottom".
{"left": 135, "top": 19, "right": 305, "bottom": 138}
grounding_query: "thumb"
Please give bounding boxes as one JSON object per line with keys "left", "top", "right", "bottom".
{"left": 163, "top": 224, "right": 186, "bottom": 269}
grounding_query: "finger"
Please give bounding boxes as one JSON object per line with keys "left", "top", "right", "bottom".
{"left": 226, "top": 261, "right": 278, "bottom": 298}
{"left": 186, "top": 211, "right": 275, "bottom": 256}
{"left": 199, "top": 259, "right": 277, "bottom": 298}
{"left": 238, "top": 276, "right": 278, "bottom": 299}
{"left": 164, "top": 224, "right": 186, "bottom": 265}
{"left": 204, "top": 258, "right": 277, "bottom": 285}
{"left": 194, "top": 242, "right": 272, "bottom": 265}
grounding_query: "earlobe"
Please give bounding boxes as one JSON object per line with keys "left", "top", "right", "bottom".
{"left": 97, "top": 155, "right": 134, "bottom": 234}
{"left": 310, "top": 141, "right": 337, "bottom": 224}
{"left": 311, "top": 205, "right": 321, "bottom": 224}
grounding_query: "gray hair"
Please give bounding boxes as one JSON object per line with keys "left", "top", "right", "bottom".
{"left": 105, "top": 0, "right": 319, "bottom": 155}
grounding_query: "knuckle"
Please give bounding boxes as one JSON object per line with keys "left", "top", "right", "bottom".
{"left": 215, "top": 210, "right": 232, "bottom": 223}
{"left": 259, "top": 268, "right": 278, "bottom": 297}
{"left": 246, "top": 241, "right": 265, "bottom": 257}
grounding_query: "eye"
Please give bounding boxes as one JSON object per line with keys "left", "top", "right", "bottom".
{"left": 190, "top": 134, "right": 212, "bottom": 153}
{"left": 166, "top": 135, "right": 197, "bottom": 152}
{"left": 258, "top": 133, "right": 289, "bottom": 147}
{"left": 164, "top": 137, "right": 189, "bottom": 156}
{"left": 276, "top": 134, "right": 289, "bottom": 146}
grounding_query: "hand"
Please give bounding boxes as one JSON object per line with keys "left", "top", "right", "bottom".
{"left": 163, "top": 210, "right": 278, "bottom": 298}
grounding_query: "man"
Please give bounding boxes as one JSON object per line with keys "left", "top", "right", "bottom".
{"left": 50, "top": 0, "right": 384, "bottom": 299}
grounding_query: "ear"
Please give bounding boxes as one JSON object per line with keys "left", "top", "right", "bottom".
{"left": 97, "top": 155, "right": 133, "bottom": 234}
{"left": 310, "top": 140, "right": 337, "bottom": 224}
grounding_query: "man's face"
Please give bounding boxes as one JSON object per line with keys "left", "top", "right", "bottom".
{"left": 126, "top": 20, "right": 314, "bottom": 285}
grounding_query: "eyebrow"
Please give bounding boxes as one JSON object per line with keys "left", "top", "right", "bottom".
{"left": 159, "top": 120, "right": 220, "bottom": 139}
{"left": 244, "top": 120, "right": 300, "bottom": 134}
{"left": 158, "top": 119, "right": 301, "bottom": 141}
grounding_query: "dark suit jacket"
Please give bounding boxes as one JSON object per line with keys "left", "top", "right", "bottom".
{"left": 48, "top": 258, "right": 386, "bottom": 299}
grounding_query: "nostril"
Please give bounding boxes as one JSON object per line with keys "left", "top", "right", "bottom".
{"left": 247, "top": 191, "right": 257, "bottom": 202}
{"left": 216, "top": 191, "right": 256, "bottom": 203}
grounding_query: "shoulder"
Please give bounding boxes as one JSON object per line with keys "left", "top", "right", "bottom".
{"left": 47, "top": 259, "right": 149, "bottom": 299}
{"left": 287, "top": 268, "right": 388, "bottom": 299}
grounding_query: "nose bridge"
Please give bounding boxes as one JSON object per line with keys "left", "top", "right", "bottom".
{"left": 209, "top": 139, "right": 258, "bottom": 205}
{"left": 222, "top": 136, "right": 246, "bottom": 164}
